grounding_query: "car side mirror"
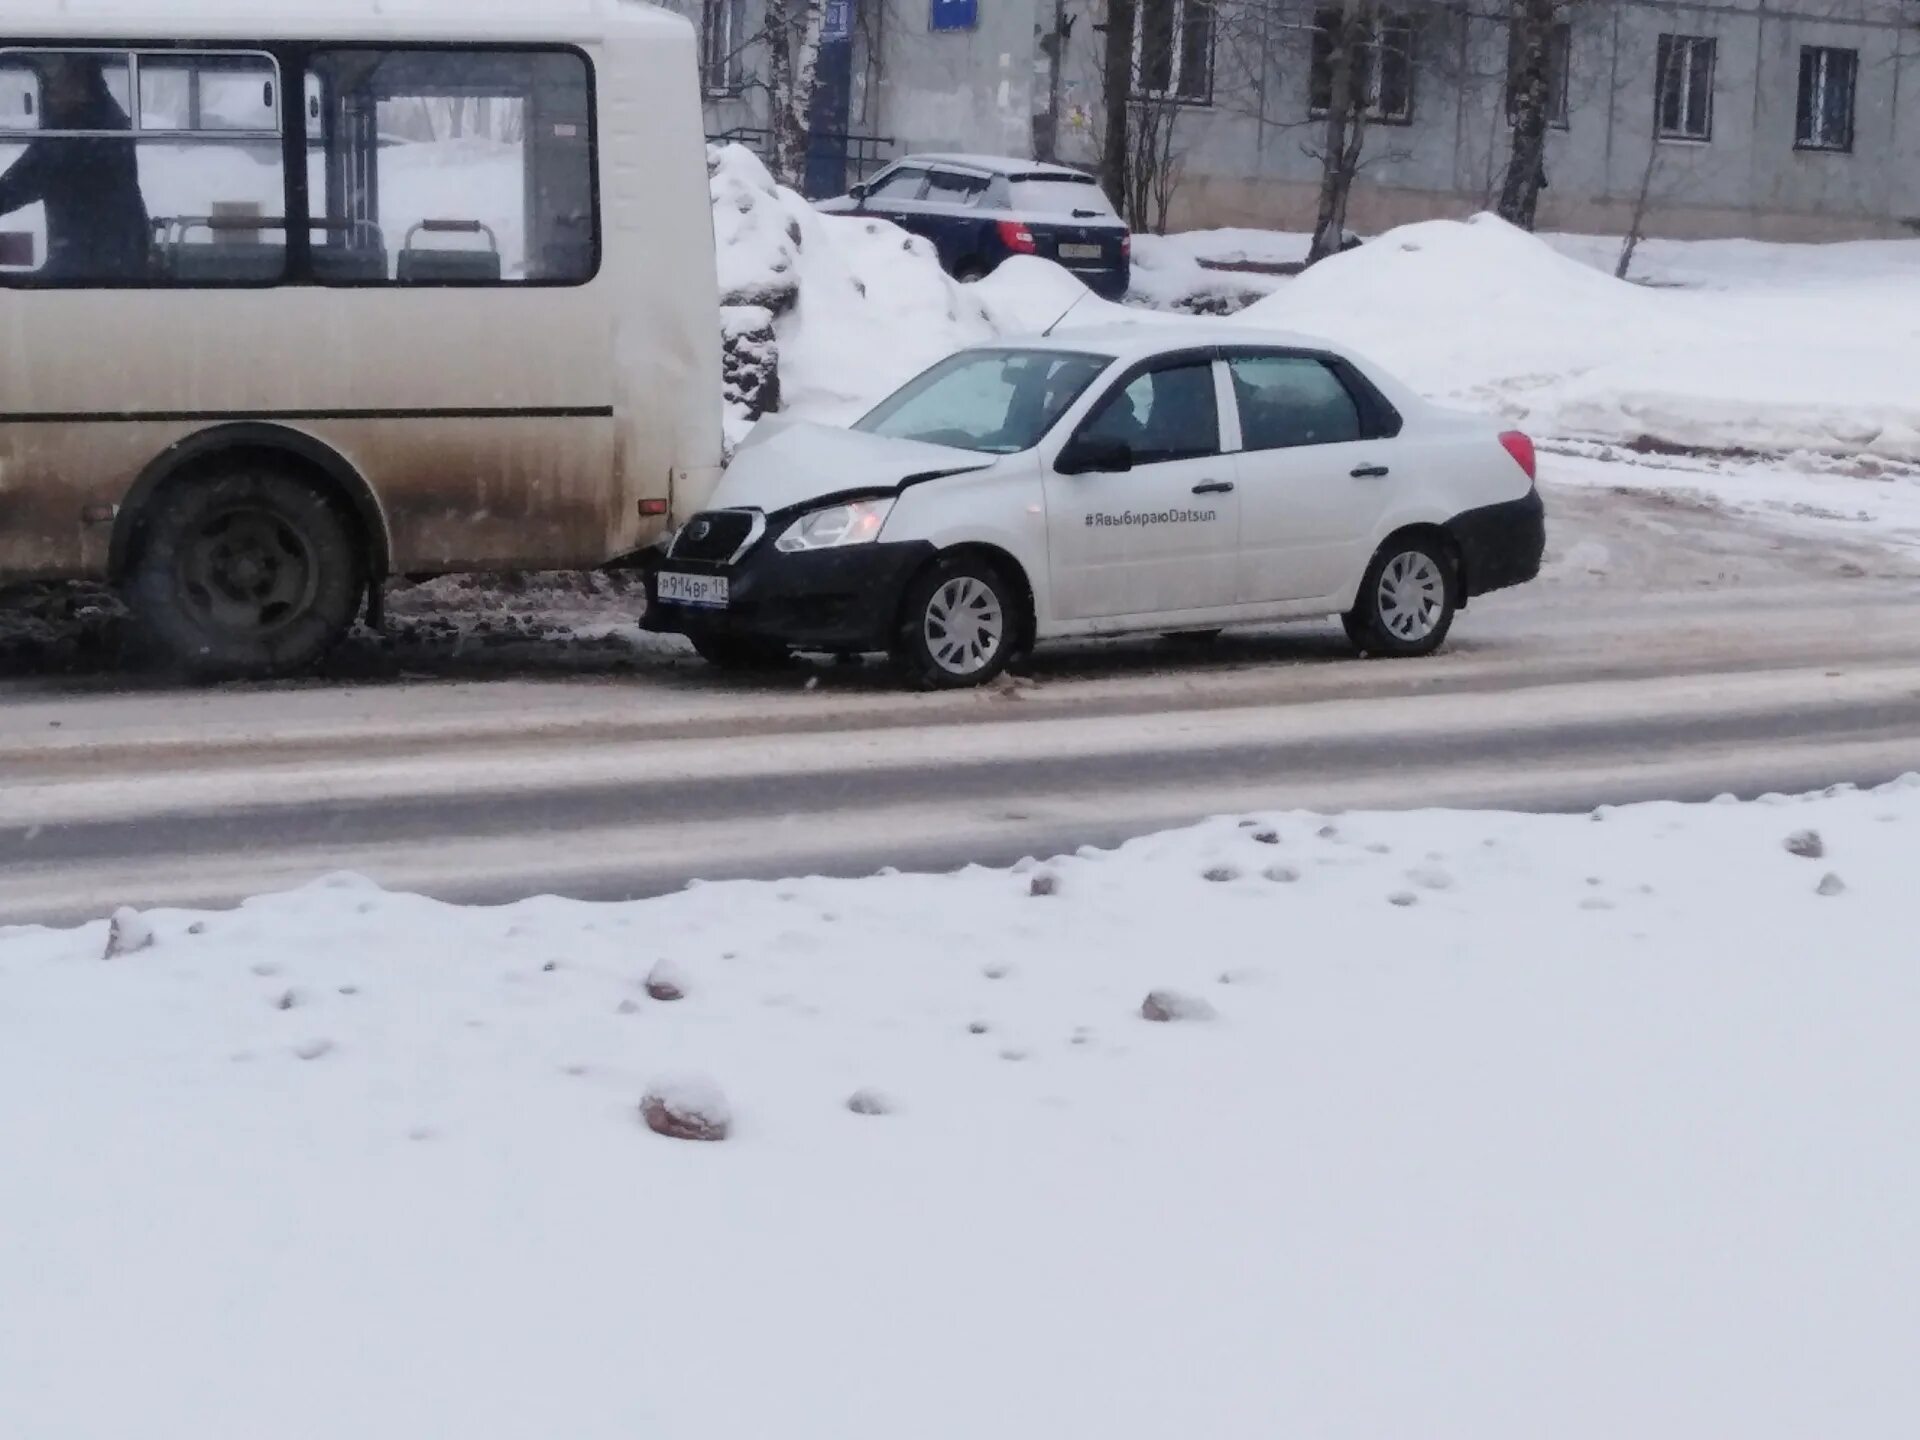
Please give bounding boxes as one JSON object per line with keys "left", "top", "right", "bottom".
{"left": 849, "top": 182, "right": 870, "bottom": 202}
{"left": 1057, "top": 436, "right": 1133, "bottom": 475}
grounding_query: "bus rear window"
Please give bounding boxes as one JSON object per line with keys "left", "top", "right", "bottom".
{"left": 305, "top": 48, "right": 597, "bottom": 286}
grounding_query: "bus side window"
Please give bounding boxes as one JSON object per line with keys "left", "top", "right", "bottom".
{"left": 306, "top": 48, "right": 597, "bottom": 287}
{"left": 0, "top": 47, "right": 286, "bottom": 286}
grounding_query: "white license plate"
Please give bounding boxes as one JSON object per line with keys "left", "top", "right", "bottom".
{"left": 1058, "top": 243, "right": 1104, "bottom": 261}
{"left": 657, "top": 571, "right": 729, "bottom": 608}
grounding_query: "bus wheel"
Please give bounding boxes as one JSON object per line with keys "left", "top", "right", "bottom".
{"left": 126, "top": 465, "right": 363, "bottom": 680}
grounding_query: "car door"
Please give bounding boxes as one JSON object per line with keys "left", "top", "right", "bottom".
{"left": 1042, "top": 356, "right": 1241, "bottom": 622}
{"left": 919, "top": 166, "right": 990, "bottom": 268}
{"left": 1226, "top": 352, "right": 1402, "bottom": 604}
{"left": 857, "top": 165, "right": 932, "bottom": 228}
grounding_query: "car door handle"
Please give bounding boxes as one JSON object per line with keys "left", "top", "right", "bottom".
{"left": 1350, "top": 464, "right": 1390, "bottom": 479}
{"left": 1191, "top": 481, "right": 1235, "bottom": 495}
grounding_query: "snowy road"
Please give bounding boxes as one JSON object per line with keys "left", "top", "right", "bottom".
{"left": 4, "top": 476, "right": 1920, "bottom": 927}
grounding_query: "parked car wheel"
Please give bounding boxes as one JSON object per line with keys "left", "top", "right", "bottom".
{"left": 125, "top": 464, "right": 363, "bottom": 680}
{"left": 952, "top": 260, "right": 991, "bottom": 283}
{"left": 1343, "top": 535, "right": 1457, "bottom": 658}
{"left": 895, "top": 554, "right": 1015, "bottom": 689}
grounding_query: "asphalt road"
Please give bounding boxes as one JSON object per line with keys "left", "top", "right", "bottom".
{"left": 4, "top": 476, "right": 1919, "bottom": 928}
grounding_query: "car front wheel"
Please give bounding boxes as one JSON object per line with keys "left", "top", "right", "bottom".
{"left": 895, "top": 555, "right": 1015, "bottom": 689}
{"left": 1343, "top": 537, "right": 1457, "bottom": 657}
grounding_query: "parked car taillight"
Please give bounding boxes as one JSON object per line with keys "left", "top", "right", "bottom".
{"left": 997, "top": 220, "right": 1037, "bottom": 254}
{"left": 1120, "top": 234, "right": 1132, "bottom": 260}
{"left": 1499, "top": 430, "right": 1537, "bottom": 483}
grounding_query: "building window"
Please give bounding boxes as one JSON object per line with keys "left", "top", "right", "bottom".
{"left": 702, "top": 0, "right": 746, "bottom": 95}
{"left": 1135, "top": 0, "right": 1214, "bottom": 103}
{"left": 1309, "top": 9, "right": 1415, "bottom": 125}
{"left": 1506, "top": 20, "right": 1571, "bottom": 129}
{"left": 1655, "top": 33, "right": 1715, "bottom": 142}
{"left": 1796, "top": 45, "right": 1856, "bottom": 152}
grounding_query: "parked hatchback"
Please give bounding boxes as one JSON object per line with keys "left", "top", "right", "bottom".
{"left": 819, "top": 154, "right": 1131, "bottom": 299}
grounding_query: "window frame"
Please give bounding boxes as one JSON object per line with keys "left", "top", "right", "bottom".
{"left": 1219, "top": 346, "right": 1403, "bottom": 451}
{"left": 1307, "top": 9, "right": 1417, "bottom": 127}
{"left": 1063, "top": 349, "right": 1226, "bottom": 468}
{"left": 860, "top": 163, "right": 932, "bottom": 203}
{"left": 1224, "top": 352, "right": 1366, "bottom": 454}
{"left": 1655, "top": 32, "right": 1716, "bottom": 144}
{"left": 700, "top": 0, "right": 745, "bottom": 97}
{"left": 1504, "top": 19, "right": 1571, "bottom": 131}
{"left": 922, "top": 164, "right": 991, "bottom": 206}
{"left": 1131, "top": 0, "right": 1215, "bottom": 106}
{"left": 0, "top": 41, "right": 289, "bottom": 289}
{"left": 301, "top": 42, "right": 601, "bottom": 290}
{"left": 1795, "top": 44, "right": 1857, "bottom": 154}
{"left": 0, "top": 36, "right": 602, "bottom": 291}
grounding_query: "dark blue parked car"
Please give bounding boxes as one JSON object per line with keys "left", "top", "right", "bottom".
{"left": 818, "top": 154, "right": 1132, "bottom": 300}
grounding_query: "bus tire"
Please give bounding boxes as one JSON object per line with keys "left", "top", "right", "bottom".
{"left": 126, "top": 464, "right": 364, "bottom": 680}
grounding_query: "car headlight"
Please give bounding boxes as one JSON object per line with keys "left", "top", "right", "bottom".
{"left": 775, "top": 497, "right": 895, "bottom": 553}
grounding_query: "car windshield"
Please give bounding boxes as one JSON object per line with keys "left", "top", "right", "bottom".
{"left": 853, "top": 347, "right": 1112, "bottom": 454}
{"left": 1010, "top": 177, "right": 1118, "bottom": 218}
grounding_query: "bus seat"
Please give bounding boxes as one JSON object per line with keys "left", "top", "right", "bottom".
{"left": 312, "top": 247, "right": 390, "bottom": 282}
{"left": 166, "top": 243, "right": 288, "bottom": 284}
{"left": 397, "top": 250, "right": 503, "bottom": 284}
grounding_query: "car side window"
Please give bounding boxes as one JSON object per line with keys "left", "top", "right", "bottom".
{"left": 924, "top": 169, "right": 988, "bottom": 206}
{"left": 1078, "top": 360, "right": 1220, "bottom": 465}
{"left": 865, "top": 167, "right": 929, "bottom": 202}
{"left": 1229, "top": 355, "right": 1364, "bottom": 451}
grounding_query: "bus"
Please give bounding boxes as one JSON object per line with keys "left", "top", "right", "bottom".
{"left": 0, "top": 0, "right": 723, "bottom": 677}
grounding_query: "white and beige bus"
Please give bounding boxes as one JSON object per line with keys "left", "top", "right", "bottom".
{"left": 0, "top": 0, "right": 722, "bottom": 676}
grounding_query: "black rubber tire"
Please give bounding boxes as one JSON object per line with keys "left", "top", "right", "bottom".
{"left": 1342, "top": 535, "right": 1458, "bottom": 658}
{"left": 690, "top": 633, "right": 791, "bottom": 671}
{"left": 124, "top": 465, "right": 363, "bottom": 680}
{"left": 953, "top": 261, "right": 991, "bottom": 284}
{"left": 893, "top": 553, "right": 1017, "bottom": 690}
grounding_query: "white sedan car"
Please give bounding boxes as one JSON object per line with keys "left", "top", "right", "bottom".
{"left": 646, "top": 326, "right": 1545, "bottom": 687}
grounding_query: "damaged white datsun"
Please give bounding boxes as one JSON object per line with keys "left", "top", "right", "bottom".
{"left": 645, "top": 324, "right": 1545, "bottom": 688}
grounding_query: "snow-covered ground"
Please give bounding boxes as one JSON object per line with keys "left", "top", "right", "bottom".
{"left": 1239, "top": 214, "right": 1920, "bottom": 465}
{"left": 5, "top": 780, "right": 1920, "bottom": 1437}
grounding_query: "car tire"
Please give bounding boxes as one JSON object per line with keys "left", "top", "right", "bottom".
{"left": 690, "top": 633, "right": 791, "bottom": 671}
{"left": 953, "top": 260, "right": 991, "bottom": 284}
{"left": 894, "top": 553, "right": 1016, "bottom": 689}
{"left": 1343, "top": 535, "right": 1457, "bottom": 658}
{"left": 124, "top": 464, "right": 363, "bottom": 680}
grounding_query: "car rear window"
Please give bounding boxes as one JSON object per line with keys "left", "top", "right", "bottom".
{"left": 1010, "top": 177, "right": 1118, "bottom": 219}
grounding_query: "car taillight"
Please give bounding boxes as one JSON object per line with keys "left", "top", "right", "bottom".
{"left": 1120, "top": 234, "right": 1132, "bottom": 259}
{"left": 997, "top": 219, "right": 1037, "bottom": 255}
{"left": 1499, "top": 430, "right": 1537, "bottom": 483}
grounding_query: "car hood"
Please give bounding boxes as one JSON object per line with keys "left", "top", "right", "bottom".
{"left": 708, "top": 419, "right": 995, "bottom": 515}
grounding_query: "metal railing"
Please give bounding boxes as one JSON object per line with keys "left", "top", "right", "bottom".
{"left": 706, "top": 125, "right": 895, "bottom": 197}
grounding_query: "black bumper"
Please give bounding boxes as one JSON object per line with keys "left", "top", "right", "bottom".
{"left": 1448, "top": 488, "right": 1546, "bottom": 600}
{"left": 642, "top": 538, "right": 936, "bottom": 652}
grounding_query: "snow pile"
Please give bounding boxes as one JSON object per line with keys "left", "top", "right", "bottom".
{"left": 707, "top": 145, "right": 1142, "bottom": 432}
{"left": 7, "top": 781, "right": 1920, "bottom": 1436}
{"left": 1242, "top": 214, "right": 1920, "bottom": 462}
{"left": 1129, "top": 227, "right": 1305, "bottom": 313}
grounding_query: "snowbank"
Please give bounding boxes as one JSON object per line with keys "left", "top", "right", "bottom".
{"left": 1129, "top": 227, "right": 1304, "bottom": 312}
{"left": 7, "top": 781, "right": 1920, "bottom": 1437}
{"left": 1241, "top": 214, "right": 1920, "bottom": 462}
{"left": 708, "top": 145, "right": 1142, "bottom": 433}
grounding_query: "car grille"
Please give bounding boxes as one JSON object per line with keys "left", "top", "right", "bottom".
{"left": 671, "top": 509, "right": 760, "bottom": 563}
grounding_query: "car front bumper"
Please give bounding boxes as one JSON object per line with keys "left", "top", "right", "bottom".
{"left": 1450, "top": 488, "right": 1547, "bottom": 600}
{"left": 643, "top": 538, "right": 937, "bottom": 652}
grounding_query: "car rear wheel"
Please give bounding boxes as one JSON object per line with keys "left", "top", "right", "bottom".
{"left": 953, "top": 260, "right": 991, "bottom": 283}
{"left": 895, "top": 554, "right": 1014, "bottom": 689}
{"left": 125, "top": 464, "right": 363, "bottom": 680}
{"left": 1343, "top": 537, "right": 1457, "bottom": 658}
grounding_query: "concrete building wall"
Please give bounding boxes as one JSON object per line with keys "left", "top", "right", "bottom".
{"left": 672, "top": 0, "right": 1920, "bottom": 238}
